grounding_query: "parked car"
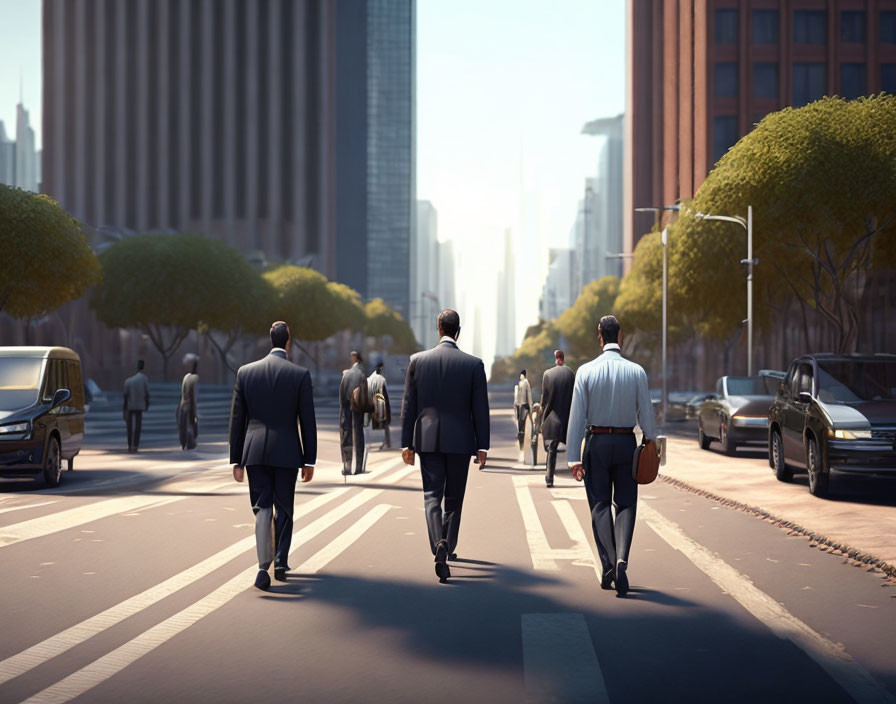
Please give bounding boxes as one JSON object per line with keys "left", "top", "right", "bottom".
{"left": 768, "top": 353, "right": 896, "bottom": 497}
{"left": 685, "top": 392, "right": 714, "bottom": 420}
{"left": 696, "top": 375, "right": 779, "bottom": 455}
{"left": 0, "top": 347, "right": 85, "bottom": 487}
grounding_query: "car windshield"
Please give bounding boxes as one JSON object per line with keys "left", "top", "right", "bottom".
{"left": 816, "top": 360, "right": 896, "bottom": 403}
{"left": 0, "top": 358, "right": 43, "bottom": 411}
{"left": 726, "top": 376, "right": 778, "bottom": 397}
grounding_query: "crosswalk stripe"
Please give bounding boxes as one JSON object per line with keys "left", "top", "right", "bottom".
{"left": 521, "top": 613, "right": 610, "bottom": 704}
{"left": 22, "top": 489, "right": 388, "bottom": 704}
{"left": 0, "top": 477, "right": 234, "bottom": 549}
{"left": 513, "top": 475, "right": 558, "bottom": 571}
{"left": 640, "top": 500, "right": 896, "bottom": 704}
{"left": 0, "top": 501, "right": 58, "bottom": 516}
{"left": 551, "top": 500, "right": 601, "bottom": 580}
{"left": 0, "top": 487, "right": 349, "bottom": 687}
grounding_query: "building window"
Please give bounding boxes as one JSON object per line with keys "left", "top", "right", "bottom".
{"left": 753, "top": 10, "right": 779, "bottom": 44}
{"left": 713, "top": 116, "right": 739, "bottom": 162}
{"left": 793, "top": 63, "right": 827, "bottom": 106}
{"left": 793, "top": 10, "right": 826, "bottom": 44}
{"left": 715, "top": 62, "right": 738, "bottom": 98}
{"left": 840, "top": 63, "right": 866, "bottom": 99}
{"left": 883, "top": 64, "right": 896, "bottom": 94}
{"left": 882, "top": 12, "right": 896, "bottom": 44}
{"left": 753, "top": 62, "right": 779, "bottom": 99}
{"left": 715, "top": 9, "right": 738, "bottom": 44}
{"left": 840, "top": 11, "right": 865, "bottom": 43}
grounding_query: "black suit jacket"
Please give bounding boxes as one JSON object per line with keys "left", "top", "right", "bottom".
{"left": 229, "top": 350, "right": 317, "bottom": 468}
{"left": 540, "top": 364, "right": 576, "bottom": 442}
{"left": 400, "top": 340, "right": 490, "bottom": 455}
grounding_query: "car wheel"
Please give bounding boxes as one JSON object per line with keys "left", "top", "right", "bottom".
{"left": 806, "top": 437, "right": 829, "bottom": 498}
{"left": 698, "top": 420, "right": 711, "bottom": 450}
{"left": 43, "top": 436, "right": 62, "bottom": 488}
{"left": 719, "top": 419, "right": 736, "bottom": 456}
{"left": 772, "top": 431, "right": 792, "bottom": 482}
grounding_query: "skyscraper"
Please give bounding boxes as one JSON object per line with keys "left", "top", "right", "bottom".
{"left": 0, "top": 121, "right": 14, "bottom": 186}
{"left": 0, "top": 100, "right": 40, "bottom": 192}
{"left": 582, "top": 114, "right": 624, "bottom": 282}
{"left": 412, "top": 200, "right": 440, "bottom": 346}
{"left": 42, "top": 0, "right": 415, "bottom": 317}
{"left": 495, "top": 228, "right": 517, "bottom": 357}
{"left": 625, "top": 0, "right": 896, "bottom": 256}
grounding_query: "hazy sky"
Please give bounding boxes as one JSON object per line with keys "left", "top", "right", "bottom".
{"left": 0, "top": 0, "right": 626, "bottom": 368}
{"left": 417, "top": 0, "right": 625, "bottom": 368}
{"left": 0, "top": 0, "right": 41, "bottom": 147}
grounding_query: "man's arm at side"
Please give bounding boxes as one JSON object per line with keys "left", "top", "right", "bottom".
{"left": 298, "top": 370, "right": 317, "bottom": 467}
{"left": 229, "top": 370, "right": 247, "bottom": 465}
{"left": 472, "top": 359, "right": 490, "bottom": 457}
{"left": 540, "top": 370, "right": 552, "bottom": 416}
{"left": 400, "top": 357, "right": 418, "bottom": 450}
{"left": 144, "top": 377, "right": 150, "bottom": 411}
{"left": 636, "top": 368, "right": 658, "bottom": 441}
{"left": 566, "top": 371, "right": 587, "bottom": 466}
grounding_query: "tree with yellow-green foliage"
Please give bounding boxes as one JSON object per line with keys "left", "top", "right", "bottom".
{"left": 555, "top": 276, "right": 620, "bottom": 358}
{"left": 364, "top": 298, "right": 419, "bottom": 354}
{"left": 0, "top": 185, "right": 99, "bottom": 319}
{"left": 669, "top": 95, "right": 896, "bottom": 352}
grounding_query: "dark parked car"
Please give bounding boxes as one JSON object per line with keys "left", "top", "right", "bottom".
{"left": 768, "top": 353, "right": 896, "bottom": 497}
{"left": 0, "top": 347, "right": 85, "bottom": 487}
{"left": 685, "top": 392, "right": 714, "bottom": 420}
{"left": 697, "top": 375, "right": 779, "bottom": 455}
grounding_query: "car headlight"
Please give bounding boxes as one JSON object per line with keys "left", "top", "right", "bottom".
{"left": 0, "top": 422, "right": 29, "bottom": 435}
{"left": 827, "top": 428, "right": 872, "bottom": 440}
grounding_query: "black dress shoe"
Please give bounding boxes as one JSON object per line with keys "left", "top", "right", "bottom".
{"left": 274, "top": 567, "right": 288, "bottom": 582}
{"left": 448, "top": 553, "right": 458, "bottom": 561}
{"left": 615, "top": 562, "right": 629, "bottom": 596}
{"left": 434, "top": 540, "right": 450, "bottom": 582}
{"left": 600, "top": 568, "right": 616, "bottom": 590}
{"left": 254, "top": 569, "right": 271, "bottom": 591}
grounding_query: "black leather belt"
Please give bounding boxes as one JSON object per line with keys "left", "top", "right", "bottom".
{"left": 588, "top": 426, "right": 635, "bottom": 435}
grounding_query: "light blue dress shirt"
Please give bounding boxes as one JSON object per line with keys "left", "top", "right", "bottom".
{"left": 566, "top": 343, "right": 658, "bottom": 466}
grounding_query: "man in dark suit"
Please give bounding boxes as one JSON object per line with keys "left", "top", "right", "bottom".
{"left": 229, "top": 321, "right": 317, "bottom": 591}
{"left": 339, "top": 351, "right": 367, "bottom": 475}
{"left": 401, "top": 309, "right": 490, "bottom": 583}
{"left": 540, "top": 349, "right": 576, "bottom": 488}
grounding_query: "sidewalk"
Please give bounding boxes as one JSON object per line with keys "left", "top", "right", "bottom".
{"left": 660, "top": 434, "right": 896, "bottom": 578}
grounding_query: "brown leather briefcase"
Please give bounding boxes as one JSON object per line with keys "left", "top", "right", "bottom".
{"left": 632, "top": 439, "right": 660, "bottom": 484}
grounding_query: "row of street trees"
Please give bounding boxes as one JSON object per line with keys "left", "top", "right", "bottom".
{"left": 0, "top": 184, "right": 417, "bottom": 378}
{"left": 499, "top": 94, "right": 896, "bottom": 382}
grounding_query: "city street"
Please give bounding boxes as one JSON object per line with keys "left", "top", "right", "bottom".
{"left": 0, "top": 394, "right": 894, "bottom": 704}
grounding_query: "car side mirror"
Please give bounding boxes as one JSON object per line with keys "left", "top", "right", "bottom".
{"left": 52, "top": 388, "right": 71, "bottom": 408}
{"left": 797, "top": 391, "right": 812, "bottom": 404}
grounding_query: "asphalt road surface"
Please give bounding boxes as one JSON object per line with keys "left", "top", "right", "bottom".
{"left": 0, "top": 393, "right": 894, "bottom": 703}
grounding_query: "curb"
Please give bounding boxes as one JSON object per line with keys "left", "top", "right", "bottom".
{"left": 658, "top": 473, "right": 896, "bottom": 582}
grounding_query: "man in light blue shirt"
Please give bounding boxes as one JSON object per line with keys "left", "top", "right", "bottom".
{"left": 567, "top": 315, "right": 657, "bottom": 595}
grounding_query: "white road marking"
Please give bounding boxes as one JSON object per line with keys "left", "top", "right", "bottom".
{"left": 22, "top": 489, "right": 388, "bottom": 704}
{"left": 551, "top": 501, "right": 601, "bottom": 580}
{"left": 513, "top": 476, "right": 558, "bottom": 571}
{"left": 298, "top": 503, "right": 393, "bottom": 573}
{"left": 0, "top": 487, "right": 350, "bottom": 687}
{"left": 521, "top": 613, "right": 610, "bottom": 704}
{"left": 548, "top": 489, "right": 586, "bottom": 501}
{"left": 0, "top": 501, "right": 58, "bottom": 516}
{"left": 640, "top": 500, "right": 896, "bottom": 704}
{"left": 0, "top": 478, "right": 233, "bottom": 549}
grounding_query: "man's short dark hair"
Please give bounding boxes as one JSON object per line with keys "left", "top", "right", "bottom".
{"left": 351, "top": 350, "right": 363, "bottom": 363}
{"left": 438, "top": 309, "right": 460, "bottom": 339}
{"left": 554, "top": 349, "right": 565, "bottom": 362}
{"left": 137, "top": 359, "right": 145, "bottom": 371}
{"left": 520, "top": 369, "right": 527, "bottom": 377}
{"left": 598, "top": 315, "right": 621, "bottom": 344}
{"left": 270, "top": 321, "right": 290, "bottom": 349}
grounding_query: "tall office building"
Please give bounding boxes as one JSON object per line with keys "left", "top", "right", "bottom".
{"left": 437, "top": 239, "right": 456, "bottom": 311}
{"left": 0, "top": 100, "right": 40, "bottom": 192}
{"left": 412, "top": 200, "right": 440, "bottom": 346}
{"left": 539, "top": 248, "right": 574, "bottom": 322}
{"left": 495, "top": 228, "right": 517, "bottom": 357}
{"left": 582, "top": 114, "right": 624, "bottom": 282}
{"left": 625, "top": 0, "right": 896, "bottom": 256}
{"left": 0, "top": 121, "right": 14, "bottom": 186}
{"left": 42, "top": 0, "right": 415, "bottom": 317}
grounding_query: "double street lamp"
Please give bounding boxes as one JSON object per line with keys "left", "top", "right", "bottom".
{"left": 694, "top": 206, "right": 755, "bottom": 376}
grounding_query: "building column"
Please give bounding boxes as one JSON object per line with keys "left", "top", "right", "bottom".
{"left": 94, "top": 0, "right": 106, "bottom": 226}
{"left": 73, "top": 0, "right": 86, "bottom": 220}
{"left": 267, "top": 0, "right": 283, "bottom": 258}
{"left": 292, "top": 0, "right": 308, "bottom": 262}
{"left": 135, "top": 0, "right": 149, "bottom": 230}
{"left": 223, "top": 0, "right": 237, "bottom": 247}
{"left": 245, "top": 2, "right": 259, "bottom": 252}
{"left": 201, "top": 0, "right": 214, "bottom": 234}
{"left": 158, "top": 0, "right": 170, "bottom": 228}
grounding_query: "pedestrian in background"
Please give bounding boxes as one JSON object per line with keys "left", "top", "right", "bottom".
{"left": 541, "top": 349, "right": 575, "bottom": 488}
{"left": 514, "top": 370, "right": 533, "bottom": 451}
{"left": 567, "top": 315, "right": 657, "bottom": 596}
{"left": 339, "top": 351, "right": 367, "bottom": 475}
{"left": 367, "top": 358, "right": 392, "bottom": 450}
{"left": 122, "top": 359, "right": 150, "bottom": 453}
{"left": 229, "top": 321, "right": 317, "bottom": 591}
{"left": 401, "top": 309, "right": 490, "bottom": 583}
{"left": 177, "top": 354, "right": 199, "bottom": 450}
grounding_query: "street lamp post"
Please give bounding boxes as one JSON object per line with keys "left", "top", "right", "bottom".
{"left": 634, "top": 206, "right": 679, "bottom": 424}
{"left": 695, "top": 206, "right": 755, "bottom": 376}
